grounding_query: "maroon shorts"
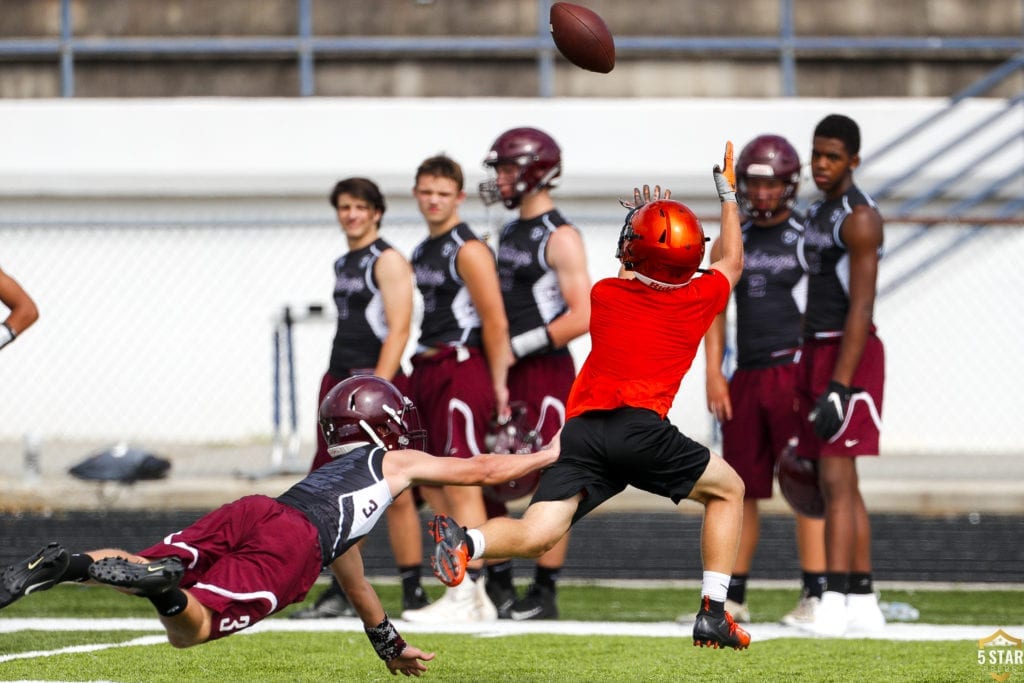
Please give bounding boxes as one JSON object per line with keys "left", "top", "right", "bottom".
{"left": 795, "top": 335, "right": 885, "bottom": 459}
{"left": 407, "top": 346, "right": 494, "bottom": 459}
{"left": 485, "top": 352, "right": 576, "bottom": 516}
{"left": 720, "top": 362, "right": 799, "bottom": 499}
{"left": 310, "top": 370, "right": 409, "bottom": 472}
{"left": 137, "top": 495, "right": 323, "bottom": 640}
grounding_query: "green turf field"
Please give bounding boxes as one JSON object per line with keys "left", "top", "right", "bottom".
{"left": 2, "top": 583, "right": 1022, "bottom": 682}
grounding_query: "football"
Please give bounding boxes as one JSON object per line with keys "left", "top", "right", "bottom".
{"left": 776, "top": 442, "right": 825, "bottom": 518}
{"left": 549, "top": 2, "right": 615, "bottom": 74}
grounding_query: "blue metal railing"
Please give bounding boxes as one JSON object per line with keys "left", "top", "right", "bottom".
{"left": 0, "top": 0, "right": 1021, "bottom": 98}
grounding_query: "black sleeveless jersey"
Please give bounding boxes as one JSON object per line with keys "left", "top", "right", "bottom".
{"left": 497, "top": 209, "right": 572, "bottom": 338}
{"left": 800, "top": 184, "right": 883, "bottom": 335}
{"left": 277, "top": 445, "right": 392, "bottom": 566}
{"left": 329, "top": 238, "right": 393, "bottom": 374}
{"left": 411, "top": 222, "right": 486, "bottom": 349}
{"left": 734, "top": 214, "right": 806, "bottom": 369}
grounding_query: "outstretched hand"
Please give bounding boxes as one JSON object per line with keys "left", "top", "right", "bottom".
{"left": 713, "top": 141, "right": 736, "bottom": 204}
{"left": 387, "top": 645, "right": 436, "bottom": 677}
{"left": 619, "top": 183, "right": 672, "bottom": 210}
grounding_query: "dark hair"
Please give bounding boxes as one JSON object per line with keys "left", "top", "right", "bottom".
{"left": 814, "top": 114, "right": 861, "bottom": 156}
{"left": 329, "top": 177, "right": 386, "bottom": 217}
{"left": 415, "top": 154, "right": 464, "bottom": 191}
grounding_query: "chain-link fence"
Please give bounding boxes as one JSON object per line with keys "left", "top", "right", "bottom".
{"left": 2, "top": 198, "right": 1022, "bottom": 487}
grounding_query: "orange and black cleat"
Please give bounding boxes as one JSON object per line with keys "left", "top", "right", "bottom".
{"left": 693, "top": 595, "right": 751, "bottom": 650}
{"left": 428, "top": 514, "right": 470, "bottom": 588}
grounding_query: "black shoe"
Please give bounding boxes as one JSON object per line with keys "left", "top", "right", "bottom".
{"left": 692, "top": 596, "right": 751, "bottom": 650}
{"left": 290, "top": 581, "right": 356, "bottom": 619}
{"left": 509, "top": 583, "right": 558, "bottom": 621}
{"left": 1, "top": 543, "right": 70, "bottom": 609}
{"left": 402, "top": 585, "right": 432, "bottom": 612}
{"left": 485, "top": 580, "right": 517, "bottom": 619}
{"left": 88, "top": 556, "right": 184, "bottom": 596}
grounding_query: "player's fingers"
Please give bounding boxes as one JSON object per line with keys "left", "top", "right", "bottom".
{"left": 633, "top": 187, "right": 642, "bottom": 206}
{"left": 641, "top": 184, "right": 652, "bottom": 203}
{"left": 723, "top": 141, "right": 736, "bottom": 186}
{"left": 663, "top": 188, "right": 672, "bottom": 199}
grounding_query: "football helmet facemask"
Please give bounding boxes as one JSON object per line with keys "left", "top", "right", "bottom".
{"left": 736, "top": 134, "right": 801, "bottom": 220}
{"left": 479, "top": 127, "right": 562, "bottom": 209}
{"left": 617, "top": 199, "right": 708, "bottom": 288}
{"left": 319, "top": 376, "right": 427, "bottom": 456}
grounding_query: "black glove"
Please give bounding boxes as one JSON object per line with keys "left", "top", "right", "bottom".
{"left": 809, "top": 381, "right": 855, "bottom": 441}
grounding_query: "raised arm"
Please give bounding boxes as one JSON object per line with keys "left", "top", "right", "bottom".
{"left": 709, "top": 142, "right": 744, "bottom": 287}
{"left": 703, "top": 237, "right": 732, "bottom": 421}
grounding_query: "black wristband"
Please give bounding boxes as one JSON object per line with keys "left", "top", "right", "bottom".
{"left": 365, "top": 614, "right": 407, "bottom": 661}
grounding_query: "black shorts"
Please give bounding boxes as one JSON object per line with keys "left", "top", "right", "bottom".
{"left": 530, "top": 407, "right": 711, "bottom": 525}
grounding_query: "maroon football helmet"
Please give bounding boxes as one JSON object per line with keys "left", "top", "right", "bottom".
{"left": 736, "top": 134, "right": 801, "bottom": 220}
{"left": 483, "top": 402, "right": 544, "bottom": 503}
{"left": 480, "top": 127, "right": 562, "bottom": 209}
{"left": 617, "top": 199, "right": 707, "bottom": 287}
{"left": 775, "top": 440, "right": 824, "bottom": 518}
{"left": 319, "top": 376, "right": 427, "bottom": 454}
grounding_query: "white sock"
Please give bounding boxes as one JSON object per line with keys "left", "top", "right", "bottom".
{"left": 466, "top": 529, "right": 486, "bottom": 560}
{"left": 701, "top": 571, "right": 731, "bottom": 603}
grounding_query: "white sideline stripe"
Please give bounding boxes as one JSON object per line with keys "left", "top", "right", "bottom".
{"left": 0, "top": 634, "right": 165, "bottom": 664}
{"left": 3, "top": 618, "right": 1023, "bottom": 646}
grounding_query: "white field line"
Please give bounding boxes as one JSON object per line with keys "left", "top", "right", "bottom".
{"left": 3, "top": 616, "right": 1023, "bottom": 663}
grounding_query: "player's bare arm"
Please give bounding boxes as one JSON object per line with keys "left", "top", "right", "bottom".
{"left": 704, "top": 236, "right": 732, "bottom": 421}
{"left": 545, "top": 225, "right": 591, "bottom": 347}
{"left": 383, "top": 443, "right": 559, "bottom": 495}
{"left": 457, "top": 239, "right": 512, "bottom": 416}
{"left": 373, "top": 249, "right": 414, "bottom": 380}
{"left": 331, "top": 546, "right": 436, "bottom": 676}
{"left": 710, "top": 141, "right": 743, "bottom": 287}
{"left": 833, "top": 205, "right": 883, "bottom": 386}
{"left": 0, "top": 266, "right": 39, "bottom": 349}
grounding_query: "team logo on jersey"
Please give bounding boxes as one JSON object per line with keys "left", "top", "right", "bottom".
{"left": 531, "top": 226, "right": 546, "bottom": 242}
{"left": 782, "top": 229, "right": 799, "bottom": 245}
{"left": 359, "top": 254, "right": 373, "bottom": 268}
{"left": 442, "top": 243, "right": 455, "bottom": 258}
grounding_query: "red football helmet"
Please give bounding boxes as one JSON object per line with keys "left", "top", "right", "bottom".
{"left": 319, "top": 376, "right": 427, "bottom": 455}
{"left": 617, "top": 199, "right": 707, "bottom": 287}
{"left": 480, "top": 127, "right": 562, "bottom": 209}
{"left": 736, "top": 134, "right": 801, "bottom": 220}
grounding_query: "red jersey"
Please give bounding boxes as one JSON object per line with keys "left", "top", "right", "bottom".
{"left": 566, "top": 271, "right": 730, "bottom": 419}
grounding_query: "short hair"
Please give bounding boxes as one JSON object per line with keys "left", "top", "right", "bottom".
{"left": 415, "top": 154, "right": 464, "bottom": 191}
{"left": 329, "top": 177, "right": 386, "bottom": 217}
{"left": 814, "top": 114, "right": 861, "bottom": 156}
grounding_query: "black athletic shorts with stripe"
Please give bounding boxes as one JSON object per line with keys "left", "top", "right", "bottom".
{"left": 530, "top": 407, "right": 712, "bottom": 526}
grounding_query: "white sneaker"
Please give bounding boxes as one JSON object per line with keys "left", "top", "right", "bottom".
{"left": 725, "top": 599, "right": 750, "bottom": 623}
{"left": 474, "top": 575, "right": 499, "bottom": 622}
{"left": 799, "top": 590, "right": 847, "bottom": 637}
{"left": 846, "top": 592, "right": 886, "bottom": 633}
{"left": 400, "top": 578, "right": 496, "bottom": 624}
{"left": 781, "top": 595, "right": 820, "bottom": 626}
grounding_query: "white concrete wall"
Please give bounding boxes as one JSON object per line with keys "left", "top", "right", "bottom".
{"left": 1, "top": 98, "right": 1021, "bottom": 456}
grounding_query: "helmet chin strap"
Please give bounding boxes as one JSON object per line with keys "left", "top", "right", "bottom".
{"left": 359, "top": 419, "right": 386, "bottom": 448}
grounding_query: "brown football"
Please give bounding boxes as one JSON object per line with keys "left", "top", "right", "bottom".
{"left": 549, "top": 2, "right": 615, "bottom": 74}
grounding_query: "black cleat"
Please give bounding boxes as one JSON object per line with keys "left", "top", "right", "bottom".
{"left": 510, "top": 583, "right": 559, "bottom": 621}
{"left": 402, "top": 585, "right": 432, "bottom": 612}
{"left": 88, "top": 556, "right": 184, "bottom": 596}
{"left": 485, "top": 580, "right": 517, "bottom": 619}
{"left": 0, "top": 543, "right": 70, "bottom": 609}
{"left": 290, "top": 580, "right": 356, "bottom": 619}
{"left": 693, "top": 596, "right": 751, "bottom": 650}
